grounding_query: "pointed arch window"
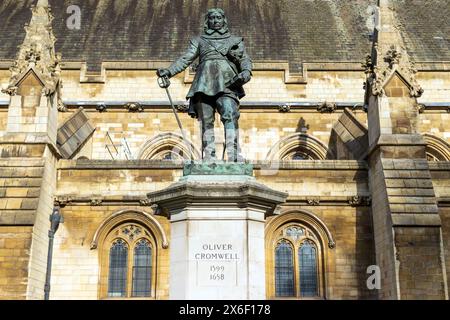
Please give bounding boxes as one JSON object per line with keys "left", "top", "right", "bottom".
{"left": 275, "top": 241, "right": 295, "bottom": 297}
{"left": 273, "top": 223, "right": 323, "bottom": 298}
{"left": 132, "top": 239, "right": 152, "bottom": 297}
{"left": 102, "top": 224, "right": 157, "bottom": 299}
{"left": 108, "top": 239, "right": 128, "bottom": 297}
{"left": 299, "top": 240, "right": 319, "bottom": 297}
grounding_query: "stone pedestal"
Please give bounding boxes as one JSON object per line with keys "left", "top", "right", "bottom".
{"left": 147, "top": 162, "right": 287, "bottom": 300}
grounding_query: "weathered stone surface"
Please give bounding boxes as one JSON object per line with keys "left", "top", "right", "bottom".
{"left": 0, "top": 159, "right": 44, "bottom": 227}
{"left": 0, "top": 226, "right": 33, "bottom": 300}
{"left": 0, "top": 0, "right": 378, "bottom": 73}
{"left": 394, "top": 227, "right": 446, "bottom": 299}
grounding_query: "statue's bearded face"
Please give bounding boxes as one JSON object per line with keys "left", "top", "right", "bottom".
{"left": 208, "top": 11, "right": 225, "bottom": 30}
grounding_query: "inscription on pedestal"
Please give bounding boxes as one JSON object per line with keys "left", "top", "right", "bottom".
{"left": 191, "top": 240, "right": 242, "bottom": 287}
{"left": 197, "top": 261, "right": 237, "bottom": 286}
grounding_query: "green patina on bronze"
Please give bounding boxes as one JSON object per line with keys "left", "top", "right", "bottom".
{"left": 158, "top": 8, "right": 252, "bottom": 163}
{"left": 183, "top": 161, "right": 254, "bottom": 176}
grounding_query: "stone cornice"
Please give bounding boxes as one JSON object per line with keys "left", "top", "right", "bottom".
{"left": 285, "top": 195, "right": 372, "bottom": 207}
{"left": 147, "top": 176, "right": 288, "bottom": 219}
{"left": 56, "top": 159, "right": 369, "bottom": 171}
{"left": 54, "top": 195, "right": 154, "bottom": 208}
{"left": 2, "top": 100, "right": 447, "bottom": 113}
{"left": 53, "top": 194, "right": 374, "bottom": 207}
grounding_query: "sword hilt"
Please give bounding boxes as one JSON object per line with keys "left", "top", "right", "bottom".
{"left": 158, "top": 76, "right": 171, "bottom": 89}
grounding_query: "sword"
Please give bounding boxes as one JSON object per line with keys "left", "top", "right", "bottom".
{"left": 157, "top": 75, "right": 194, "bottom": 161}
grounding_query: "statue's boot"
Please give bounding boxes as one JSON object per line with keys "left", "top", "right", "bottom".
{"left": 202, "top": 121, "right": 217, "bottom": 161}
{"left": 224, "top": 122, "right": 243, "bottom": 162}
{"left": 195, "top": 96, "right": 217, "bottom": 161}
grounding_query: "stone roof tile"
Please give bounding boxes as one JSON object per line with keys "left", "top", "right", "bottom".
{"left": 0, "top": 0, "right": 448, "bottom": 72}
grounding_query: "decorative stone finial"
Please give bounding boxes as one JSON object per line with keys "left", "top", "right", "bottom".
{"left": 2, "top": 0, "right": 62, "bottom": 98}
{"left": 364, "top": 0, "right": 423, "bottom": 101}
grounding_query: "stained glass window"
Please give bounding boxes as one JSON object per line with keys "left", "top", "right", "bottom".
{"left": 108, "top": 239, "right": 128, "bottom": 297}
{"left": 299, "top": 241, "right": 318, "bottom": 297}
{"left": 275, "top": 241, "right": 295, "bottom": 297}
{"left": 132, "top": 239, "right": 152, "bottom": 297}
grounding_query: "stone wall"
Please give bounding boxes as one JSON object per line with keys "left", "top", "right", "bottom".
{"left": 394, "top": 226, "right": 446, "bottom": 299}
{"left": 0, "top": 226, "right": 32, "bottom": 300}
{"left": 56, "top": 109, "right": 370, "bottom": 161}
{"left": 52, "top": 160, "right": 376, "bottom": 299}
{"left": 417, "top": 72, "right": 450, "bottom": 103}
{"left": 418, "top": 112, "right": 450, "bottom": 143}
{"left": 1, "top": 68, "right": 448, "bottom": 162}
{"left": 57, "top": 70, "right": 366, "bottom": 104}
{"left": 50, "top": 205, "right": 170, "bottom": 300}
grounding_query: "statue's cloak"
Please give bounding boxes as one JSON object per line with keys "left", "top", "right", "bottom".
{"left": 167, "top": 32, "right": 253, "bottom": 117}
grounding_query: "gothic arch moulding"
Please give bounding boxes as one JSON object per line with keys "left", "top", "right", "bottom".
{"left": 137, "top": 133, "right": 201, "bottom": 160}
{"left": 90, "top": 209, "right": 169, "bottom": 250}
{"left": 266, "top": 209, "right": 335, "bottom": 249}
{"left": 265, "top": 133, "right": 332, "bottom": 161}
{"left": 423, "top": 134, "right": 450, "bottom": 161}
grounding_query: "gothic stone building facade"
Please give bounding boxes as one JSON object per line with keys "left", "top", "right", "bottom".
{"left": 0, "top": 0, "right": 449, "bottom": 300}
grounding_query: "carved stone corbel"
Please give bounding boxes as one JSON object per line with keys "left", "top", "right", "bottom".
{"left": 125, "top": 102, "right": 144, "bottom": 113}
{"left": 278, "top": 105, "right": 291, "bottom": 113}
{"left": 306, "top": 198, "right": 320, "bottom": 206}
{"left": 96, "top": 103, "right": 107, "bottom": 112}
{"left": 317, "top": 102, "right": 337, "bottom": 113}
{"left": 348, "top": 196, "right": 372, "bottom": 207}
{"left": 139, "top": 199, "right": 151, "bottom": 206}
{"left": 54, "top": 197, "right": 73, "bottom": 208}
{"left": 90, "top": 199, "right": 103, "bottom": 206}
{"left": 328, "top": 240, "right": 336, "bottom": 249}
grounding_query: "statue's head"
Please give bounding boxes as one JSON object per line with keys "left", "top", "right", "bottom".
{"left": 203, "top": 8, "right": 229, "bottom": 34}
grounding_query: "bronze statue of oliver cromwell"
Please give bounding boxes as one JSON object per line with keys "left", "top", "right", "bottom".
{"left": 157, "top": 8, "right": 253, "bottom": 162}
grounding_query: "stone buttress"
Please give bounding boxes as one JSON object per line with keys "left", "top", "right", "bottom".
{"left": 365, "top": 0, "right": 448, "bottom": 300}
{"left": 0, "top": 0, "right": 62, "bottom": 299}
